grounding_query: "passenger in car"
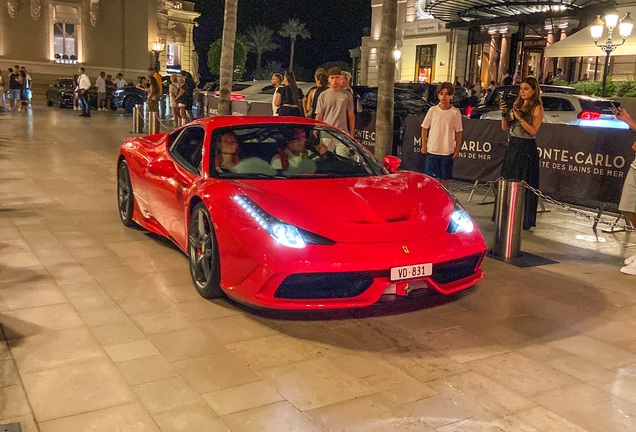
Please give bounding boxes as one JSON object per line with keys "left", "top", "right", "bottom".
{"left": 214, "top": 132, "right": 240, "bottom": 172}
{"left": 270, "top": 128, "right": 327, "bottom": 170}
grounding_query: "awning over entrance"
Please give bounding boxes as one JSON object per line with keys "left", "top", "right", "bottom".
{"left": 428, "top": 0, "right": 611, "bottom": 23}
{"left": 544, "top": 25, "right": 636, "bottom": 57}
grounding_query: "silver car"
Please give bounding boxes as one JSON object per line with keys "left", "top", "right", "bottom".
{"left": 480, "top": 93, "right": 628, "bottom": 130}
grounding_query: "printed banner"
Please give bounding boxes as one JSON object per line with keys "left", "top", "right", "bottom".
{"left": 354, "top": 111, "right": 376, "bottom": 154}
{"left": 402, "top": 117, "right": 636, "bottom": 206}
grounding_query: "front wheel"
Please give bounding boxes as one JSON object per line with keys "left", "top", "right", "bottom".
{"left": 188, "top": 203, "right": 223, "bottom": 298}
{"left": 117, "top": 160, "right": 136, "bottom": 227}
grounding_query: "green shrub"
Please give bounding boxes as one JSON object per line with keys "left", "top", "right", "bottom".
{"left": 617, "top": 77, "right": 636, "bottom": 97}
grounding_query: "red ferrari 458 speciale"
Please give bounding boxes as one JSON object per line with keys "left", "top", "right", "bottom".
{"left": 116, "top": 116, "right": 486, "bottom": 310}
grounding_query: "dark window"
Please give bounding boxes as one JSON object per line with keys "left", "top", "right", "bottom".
{"left": 579, "top": 99, "right": 614, "bottom": 114}
{"left": 415, "top": 45, "right": 436, "bottom": 83}
{"left": 542, "top": 97, "right": 575, "bottom": 112}
{"left": 259, "top": 85, "right": 276, "bottom": 94}
{"left": 169, "top": 126, "right": 205, "bottom": 174}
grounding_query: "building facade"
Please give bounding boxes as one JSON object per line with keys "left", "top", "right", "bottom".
{"left": 358, "top": 0, "right": 620, "bottom": 88}
{"left": 0, "top": 0, "right": 198, "bottom": 87}
{"left": 359, "top": 0, "right": 468, "bottom": 86}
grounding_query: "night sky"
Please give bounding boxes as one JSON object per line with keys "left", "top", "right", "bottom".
{"left": 192, "top": 0, "right": 371, "bottom": 80}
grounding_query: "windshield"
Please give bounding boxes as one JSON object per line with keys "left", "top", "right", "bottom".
{"left": 209, "top": 124, "right": 386, "bottom": 179}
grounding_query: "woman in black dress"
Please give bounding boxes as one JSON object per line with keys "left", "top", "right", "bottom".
{"left": 275, "top": 71, "right": 304, "bottom": 117}
{"left": 499, "top": 76, "right": 544, "bottom": 230}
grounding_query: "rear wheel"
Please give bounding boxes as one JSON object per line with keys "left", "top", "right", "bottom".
{"left": 46, "top": 97, "right": 53, "bottom": 106}
{"left": 124, "top": 96, "right": 142, "bottom": 114}
{"left": 117, "top": 161, "right": 136, "bottom": 227}
{"left": 188, "top": 203, "right": 223, "bottom": 298}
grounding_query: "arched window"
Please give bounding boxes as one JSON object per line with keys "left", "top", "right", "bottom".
{"left": 50, "top": 3, "right": 81, "bottom": 62}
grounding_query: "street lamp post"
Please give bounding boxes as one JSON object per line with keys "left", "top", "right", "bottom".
{"left": 591, "top": 11, "right": 634, "bottom": 97}
{"left": 152, "top": 41, "right": 166, "bottom": 73}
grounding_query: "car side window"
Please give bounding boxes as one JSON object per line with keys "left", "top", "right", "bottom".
{"left": 169, "top": 126, "right": 206, "bottom": 175}
{"left": 542, "top": 97, "right": 557, "bottom": 112}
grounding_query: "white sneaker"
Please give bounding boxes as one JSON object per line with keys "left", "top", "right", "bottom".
{"left": 620, "top": 260, "right": 636, "bottom": 275}
{"left": 624, "top": 254, "right": 636, "bottom": 266}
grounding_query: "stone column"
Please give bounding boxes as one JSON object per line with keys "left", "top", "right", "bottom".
{"left": 544, "top": 31, "right": 555, "bottom": 75}
{"left": 498, "top": 35, "right": 510, "bottom": 84}
{"left": 557, "top": 30, "right": 566, "bottom": 71}
{"left": 488, "top": 35, "right": 500, "bottom": 85}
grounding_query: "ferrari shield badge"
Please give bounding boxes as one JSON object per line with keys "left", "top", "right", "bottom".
{"left": 402, "top": 246, "right": 410, "bottom": 254}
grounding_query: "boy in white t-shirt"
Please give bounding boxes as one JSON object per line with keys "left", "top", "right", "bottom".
{"left": 420, "top": 82, "right": 463, "bottom": 188}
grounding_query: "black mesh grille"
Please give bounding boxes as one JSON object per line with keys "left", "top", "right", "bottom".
{"left": 274, "top": 271, "right": 386, "bottom": 299}
{"left": 430, "top": 253, "right": 482, "bottom": 285}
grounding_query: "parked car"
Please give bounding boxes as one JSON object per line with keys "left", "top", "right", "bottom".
{"left": 479, "top": 93, "right": 628, "bottom": 129}
{"left": 395, "top": 82, "right": 474, "bottom": 115}
{"left": 470, "top": 84, "right": 576, "bottom": 119}
{"left": 212, "top": 80, "right": 315, "bottom": 104}
{"left": 113, "top": 76, "right": 171, "bottom": 113}
{"left": 353, "top": 86, "right": 435, "bottom": 117}
{"left": 45, "top": 78, "right": 98, "bottom": 109}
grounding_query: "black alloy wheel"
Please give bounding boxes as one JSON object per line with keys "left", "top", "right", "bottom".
{"left": 117, "top": 161, "right": 136, "bottom": 227}
{"left": 188, "top": 203, "right": 223, "bottom": 298}
{"left": 124, "top": 96, "right": 142, "bottom": 114}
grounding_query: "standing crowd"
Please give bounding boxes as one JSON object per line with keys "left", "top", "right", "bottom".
{"left": 0, "top": 65, "right": 32, "bottom": 113}
{"left": 270, "top": 66, "right": 355, "bottom": 137}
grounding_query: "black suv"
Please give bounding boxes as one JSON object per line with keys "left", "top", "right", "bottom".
{"left": 112, "top": 76, "right": 171, "bottom": 113}
{"left": 470, "top": 84, "right": 576, "bottom": 119}
{"left": 46, "top": 78, "right": 98, "bottom": 109}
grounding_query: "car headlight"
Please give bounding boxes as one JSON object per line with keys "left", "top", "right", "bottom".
{"left": 232, "top": 195, "right": 334, "bottom": 248}
{"left": 448, "top": 208, "right": 474, "bottom": 234}
{"left": 114, "top": 89, "right": 124, "bottom": 96}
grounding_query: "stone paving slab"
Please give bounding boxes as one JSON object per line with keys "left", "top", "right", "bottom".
{"left": 0, "top": 105, "right": 635, "bottom": 431}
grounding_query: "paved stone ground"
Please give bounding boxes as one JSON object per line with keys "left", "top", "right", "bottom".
{"left": 1, "top": 104, "right": 636, "bottom": 432}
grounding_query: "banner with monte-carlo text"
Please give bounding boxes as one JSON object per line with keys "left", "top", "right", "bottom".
{"left": 402, "top": 116, "right": 636, "bottom": 206}
{"left": 354, "top": 111, "right": 376, "bottom": 154}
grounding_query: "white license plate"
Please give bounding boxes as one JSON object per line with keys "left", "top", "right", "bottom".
{"left": 390, "top": 263, "right": 433, "bottom": 281}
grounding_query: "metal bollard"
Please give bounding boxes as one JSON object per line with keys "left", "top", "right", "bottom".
{"left": 148, "top": 111, "right": 160, "bottom": 134}
{"left": 132, "top": 104, "right": 143, "bottom": 133}
{"left": 493, "top": 179, "right": 525, "bottom": 260}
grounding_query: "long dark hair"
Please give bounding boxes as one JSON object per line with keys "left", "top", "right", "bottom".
{"left": 285, "top": 71, "right": 300, "bottom": 106}
{"left": 514, "top": 76, "right": 542, "bottom": 122}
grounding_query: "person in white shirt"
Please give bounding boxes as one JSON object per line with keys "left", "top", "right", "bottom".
{"left": 96, "top": 71, "right": 106, "bottom": 111}
{"left": 76, "top": 67, "right": 92, "bottom": 117}
{"left": 420, "top": 82, "right": 463, "bottom": 188}
{"left": 114, "top": 73, "right": 127, "bottom": 89}
{"left": 271, "top": 73, "right": 283, "bottom": 116}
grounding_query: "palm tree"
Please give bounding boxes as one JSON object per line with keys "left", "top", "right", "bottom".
{"left": 218, "top": 0, "right": 239, "bottom": 116}
{"left": 375, "top": 0, "right": 398, "bottom": 159}
{"left": 279, "top": 19, "right": 310, "bottom": 72}
{"left": 242, "top": 26, "right": 278, "bottom": 78}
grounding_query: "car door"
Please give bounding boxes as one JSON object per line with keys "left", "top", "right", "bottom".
{"left": 146, "top": 125, "right": 205, "bottom": 248}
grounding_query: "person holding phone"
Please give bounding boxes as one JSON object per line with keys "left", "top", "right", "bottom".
{"left": 612, "top": 106, "right": 636, "bottom": 274}
{"left": 499, "top": 76, "right": 544, "bottom": 230}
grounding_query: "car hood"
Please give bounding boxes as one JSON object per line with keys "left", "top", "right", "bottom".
{"left": 226, "top": 172, "right": 456, "bottom": 243}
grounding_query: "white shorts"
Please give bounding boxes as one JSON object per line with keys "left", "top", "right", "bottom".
{"left": 619, "top": 167, "right": 636, "bottom": 213}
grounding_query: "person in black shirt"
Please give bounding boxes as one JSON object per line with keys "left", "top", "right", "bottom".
{"left": 9, "top": 66, "right": 21, "bottom": 112}
{"left": 180, "top": 70, "right": 196, "bottom": 122}
{"left": 274, "top": 71, "right": 304, "bottom": 117}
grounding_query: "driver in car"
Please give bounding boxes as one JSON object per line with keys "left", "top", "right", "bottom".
{"left": 271, "top": 128, "right": 327, "bottom": 170}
